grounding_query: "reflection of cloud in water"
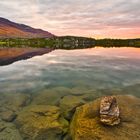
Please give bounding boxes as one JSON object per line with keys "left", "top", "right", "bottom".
{"left": 111, "top": 66, "right": 123, "bottom": 70}
{"left": 0, "top": 47, "right": 140, "bottom": 95}
{"left": 0, "top": 80, "right": 51, "bottom": 93}
{"left": 47, "top": 60, "right": 58, "bottom": 64}
{"left": 123, "top": 79, "right": 140, "bottom": 86}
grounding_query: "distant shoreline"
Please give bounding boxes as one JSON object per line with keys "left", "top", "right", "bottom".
{"left": 0, "top": 48, "right": 53, "bottom": 66}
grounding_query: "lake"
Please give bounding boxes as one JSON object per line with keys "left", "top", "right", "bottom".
{"left": 0, "top": 47, "right": 140, "bottom": 139}
{"left": 0, "top": 47, "right": 140, "bottom": 96}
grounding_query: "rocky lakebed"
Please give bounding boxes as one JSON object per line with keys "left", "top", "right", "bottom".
{"left": 0, "top": 87, "right": 140, "bottom": 140}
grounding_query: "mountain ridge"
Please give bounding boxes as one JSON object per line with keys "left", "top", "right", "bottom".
{"left": 0, "top": 17, "right": 55, "bottom": 38}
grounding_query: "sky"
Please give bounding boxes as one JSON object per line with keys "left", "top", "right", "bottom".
{"left": 0, "top": 0, "right": 140, "bottom": 38}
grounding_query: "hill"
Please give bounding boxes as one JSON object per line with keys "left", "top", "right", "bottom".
{"left": 0, "top": 17, "right": 54, "bottom": 38}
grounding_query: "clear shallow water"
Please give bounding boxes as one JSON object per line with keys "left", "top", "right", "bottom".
{"left": 0, "top": 47, "right": 140, "bottom": 97}
{"left": 0, "top": 47, "right": 140, "bottom": 139}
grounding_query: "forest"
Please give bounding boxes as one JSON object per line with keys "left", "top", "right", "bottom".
{"left": 0, "top": 36, "right": 140, "bottom": 49}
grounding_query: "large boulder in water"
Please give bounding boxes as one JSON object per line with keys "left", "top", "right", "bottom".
{"left": 70, "top": 95, "right": 140, "bottom": 140}
{"left": 15, "top": 105, "right": 69, "bottom": 140}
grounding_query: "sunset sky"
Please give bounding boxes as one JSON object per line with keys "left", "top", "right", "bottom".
{"left": 0, "top": 0, "right": 140, "bottom": 39}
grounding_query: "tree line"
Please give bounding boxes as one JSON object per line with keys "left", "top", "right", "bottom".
{"left": 0, "top": 37, "right": 140, "bottom": 49}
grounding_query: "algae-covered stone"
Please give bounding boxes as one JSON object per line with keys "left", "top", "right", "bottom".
{"left": 16, "top": 105, "right": 69, "bottom": 140}
{"left": 70, "top": 87, "right": 98, "bottom": 96}
{"left": 1, "top": 110, "right": 16, "bottom": 122}
{"left": 70, "top": 95, "right": 140, "bottom": 140}
{"left": 0, "top": 93, "right": 30, "bottom": 112}
{"left": 122, "top": 84, "right": 140, "bottom": 97}
{"left": 63, "top": 134, "right": 72, "bottom": 140}
{"left": 59, "top": 95, "right": 85, "bottom": 120}
{"left": 32, "top": 87, "right": 71, "bottom": 106}
{"left": 70, "top": 87, "right": 91, "bottom": 96}
{"left": 0, "top": 120, "right": 23, "bottom": 140}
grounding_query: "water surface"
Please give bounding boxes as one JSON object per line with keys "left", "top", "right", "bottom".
{"left": 0, "top": 47, "right": 140, "bottom": 97}
{"left": 0, "top": 47, "right": 140, "bottom": 139}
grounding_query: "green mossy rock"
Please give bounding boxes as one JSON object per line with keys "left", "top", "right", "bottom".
{"left": 0, "top": 93, "right": 30, "bottom": 122}
{"left": 0, "top": 120, "right": 23, "bottom": 140}
{"left": 15, "top": 105, "right": 69, "bottom": 140}
{"left": 0, "top": 93, "right": 30, "bottom": 112}
{"left": 32, "top": 87, "right": 71, "bottom": 106}
{"left": 59, "top": 95, "right": 86, "bottom": 120}
{"left": 1, "top": 110, "right": 16, "bottom": 122}
{"left": 70, "top": 95, "right": 140, "bottom": 140}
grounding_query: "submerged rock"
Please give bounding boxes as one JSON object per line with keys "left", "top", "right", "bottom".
{"left": 1, "top": 110, "right": 16, "bottom": 122}
{"left": 70, "top": 95, "right": 140, "bottom": 140}
{"left": 0, "top": 120, "right": 23, "bottom": 140}
{"left": 0, "top": 93, "right": 31, "bottom": 124}
{"left": 59, "top": 95, "right": 85, "bottom": 120}
{"left": 122, "top": 84, "right": 140, "bottom": 98}
{"left": 100, "top": 96, "right": 120, "bottom": 126}
{"left": 0, "top": 93, "right": 31, "bottom": 112}
{"left": 15, "top": 105, "right": 69, "bottom": 140}
{"left": 32, "top": 87, "right": 71, "bottom": 106}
